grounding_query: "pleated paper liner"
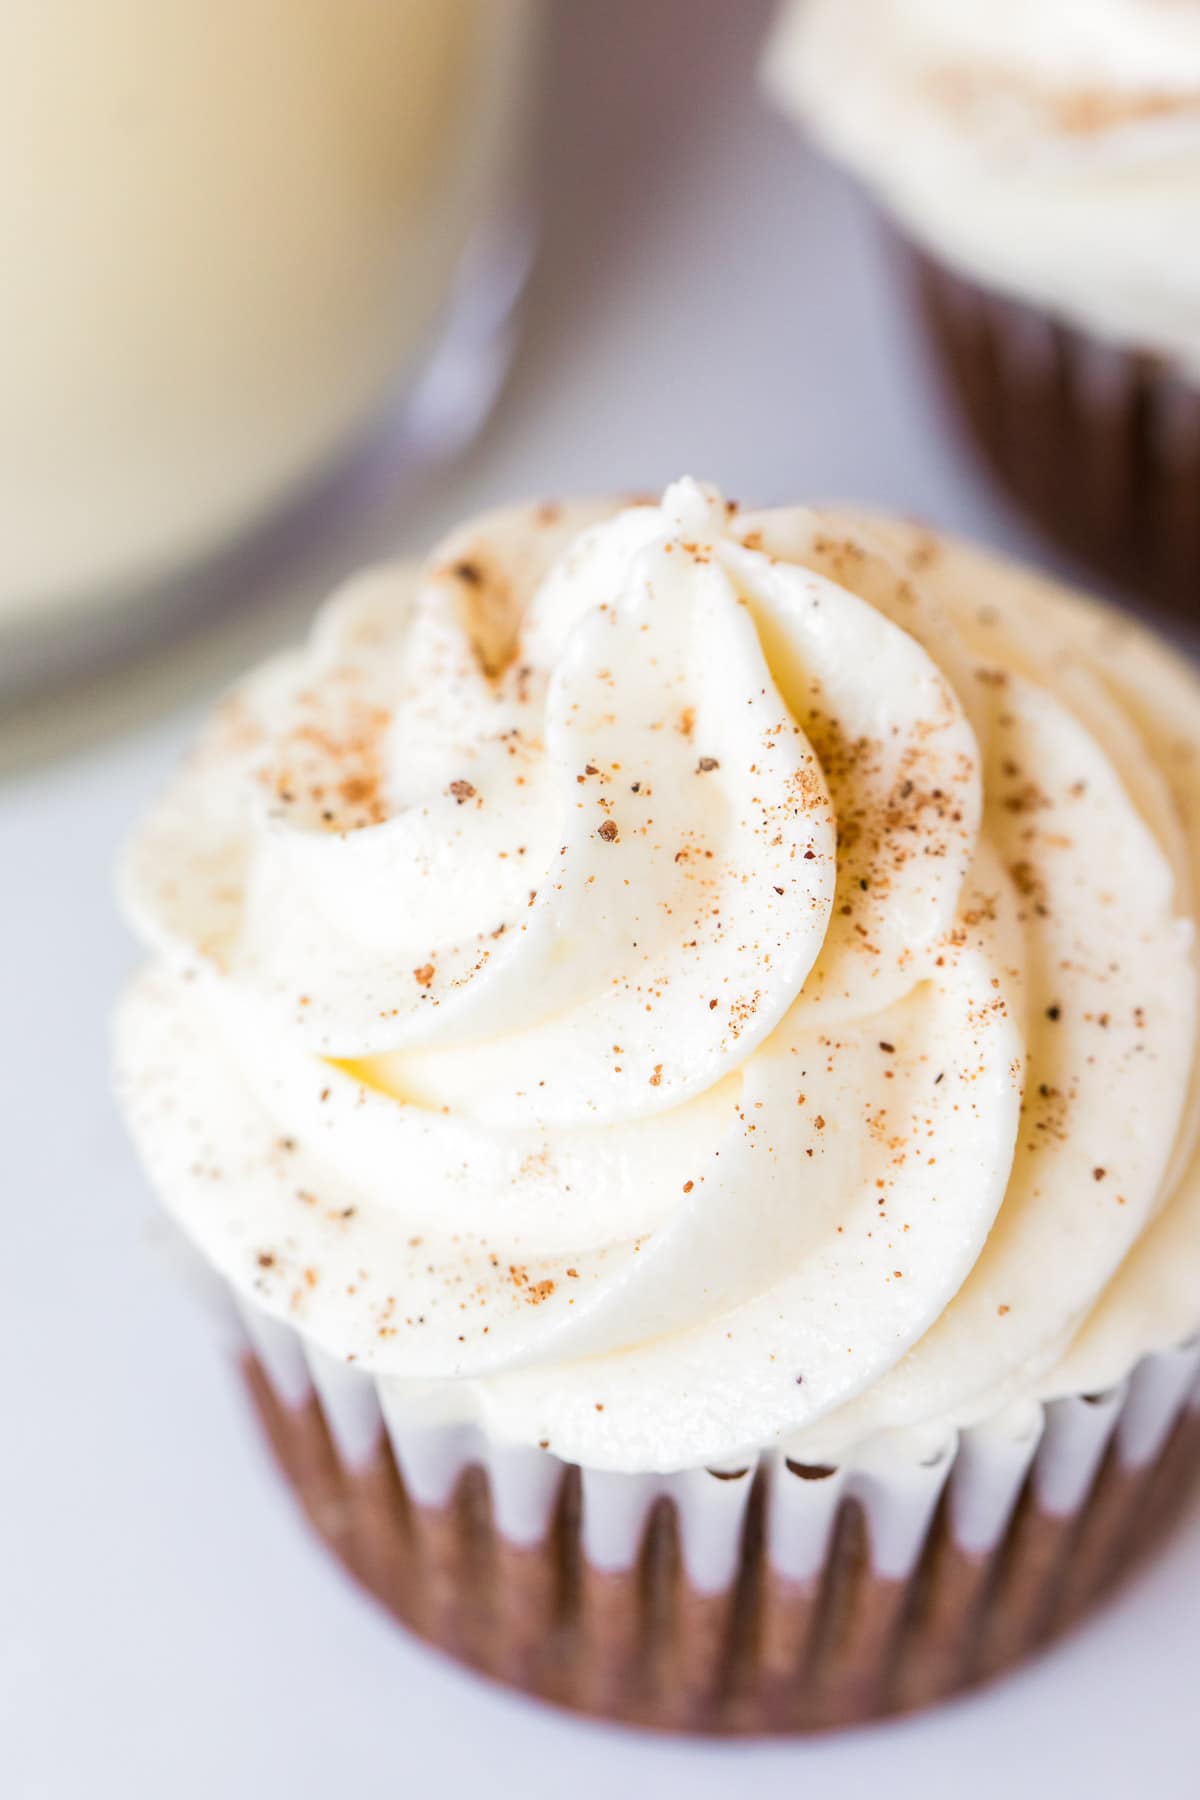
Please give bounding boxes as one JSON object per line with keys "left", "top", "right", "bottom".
{"left": 900, "top": 239, "right": 1200, "bottom": 619}
{"left": 238, "top": 1303, "right": 1200, "bottom": 1734}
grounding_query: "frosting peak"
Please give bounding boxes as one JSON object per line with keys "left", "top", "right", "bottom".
{"left": 116, "top": 487, "right": 1200, "bottom": 1468}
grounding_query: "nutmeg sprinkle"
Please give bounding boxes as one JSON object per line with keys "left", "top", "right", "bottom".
{"left": 115, "top": 479, "right": 1200, "bottom": 1481}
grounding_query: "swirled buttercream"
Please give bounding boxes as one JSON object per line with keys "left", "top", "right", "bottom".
{"left": 765, "top": 0, "right": 1200, "bottom": 377}
{"left": 115, "top": 482, "right": 1200, "bottom": 1469}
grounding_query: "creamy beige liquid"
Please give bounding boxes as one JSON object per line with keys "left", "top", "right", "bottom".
{"left": 1, "top": 0, "right": 535, "bottom": 625}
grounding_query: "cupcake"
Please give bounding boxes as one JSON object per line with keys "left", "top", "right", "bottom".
{"left": 115, "top": 480, "right": 1200, "bottom": 1733}
{"left": 764, "top": 1, "right": 1200, "bottom": 614}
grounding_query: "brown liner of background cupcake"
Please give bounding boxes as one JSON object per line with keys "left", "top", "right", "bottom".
{"left": 898, "top": 240, "right": 1200, "bottom": 619}
{"left": 242, "top": 1343, "right": 1200, "bottom": 1735}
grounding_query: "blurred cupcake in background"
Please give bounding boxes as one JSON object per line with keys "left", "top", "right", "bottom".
{"left": 765, "top": 0, "right": 1200, "bottom": 616}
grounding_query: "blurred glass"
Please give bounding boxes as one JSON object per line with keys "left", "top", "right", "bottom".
{"left": 1, "top": 0, "right": 539, "bottom": 675}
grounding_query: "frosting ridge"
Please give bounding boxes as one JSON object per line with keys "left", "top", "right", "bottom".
{"left": 116, "top": 483, "right": 1200, "bottom": 1468}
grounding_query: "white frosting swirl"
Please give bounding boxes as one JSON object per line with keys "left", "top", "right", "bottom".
{"left": 115, "top": 482, "right": 1200, "bottom": 1469}
{"left": 765, "top": 0, "right": 1200, "bottom": 375}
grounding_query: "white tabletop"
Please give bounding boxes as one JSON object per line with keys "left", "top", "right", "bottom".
{"left": 4, "top": 4, "right": 1198, "bottom": 1796}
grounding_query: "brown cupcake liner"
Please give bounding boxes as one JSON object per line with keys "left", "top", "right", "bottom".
{"left": 235, "top": 1301, "right": 1200, "bottom": 1735}
{"left": 898, "top": 238, "right": 1200, "bottom": 617}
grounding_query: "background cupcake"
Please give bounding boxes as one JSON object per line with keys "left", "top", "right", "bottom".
{"left": 116, "top": 481, "right": 1200, "bottom": 1733}
{"left": 765, "top": 0, "right": 1200, "bottom": 615}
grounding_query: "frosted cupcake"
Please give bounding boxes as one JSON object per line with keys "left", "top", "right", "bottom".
{"left": 765, "top": 0, "right": 1200, "bottom": 614}
{"left": 115, "top": 481, "right": 1200, "bottom": 1732}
